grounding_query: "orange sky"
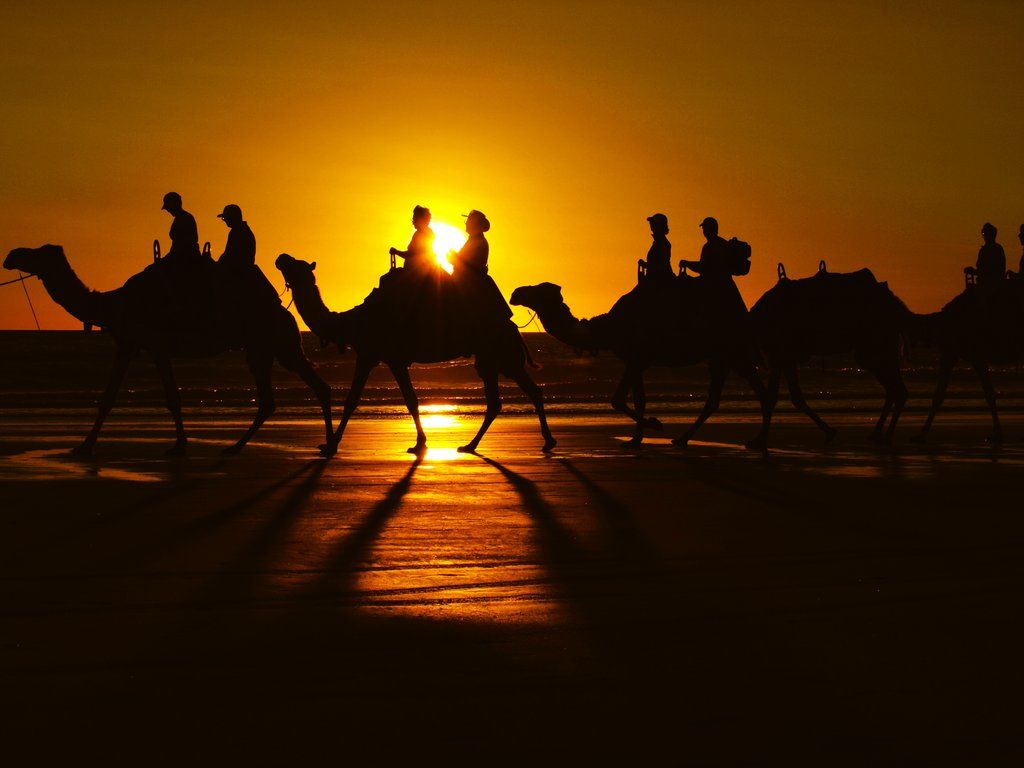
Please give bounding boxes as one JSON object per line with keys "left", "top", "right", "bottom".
{"left": 2, "top": 1, "right": 1022, "bottom": 329}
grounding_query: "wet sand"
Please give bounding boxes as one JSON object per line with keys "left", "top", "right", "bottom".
{"left": 2, "top": 411, "right": 1023, "bottom": 761}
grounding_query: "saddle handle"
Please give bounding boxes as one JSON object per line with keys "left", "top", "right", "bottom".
{"left": 153, "top": 239, "right": 161, "bottom": 263}
{"left": 777, "top": 262, "right": 787, "bottom": 281}
{"left": 818, "top": 259, "right": 827, "bottom": 273}
{"left": 637, "top": 260, "right": 647, "bottom": 282}
{"left": 203, "top": 241, "right": 211, "bottom": 259}
{"left": 390, "top": 252, "right": 397, "bottom": 271}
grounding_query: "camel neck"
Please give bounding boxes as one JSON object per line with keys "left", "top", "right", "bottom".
{"left": 289, "top": 281, "right": 335, "bottom": 338}
{"left": 39, "top": 258, "right": 104, "bottom": 327}
{"left": 536, "top": 301, "right": 605, "bottom": 350}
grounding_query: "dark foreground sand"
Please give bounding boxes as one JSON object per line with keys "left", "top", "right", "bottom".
{"left": 2, "top": 411, "right": 1023, "bottom": 762}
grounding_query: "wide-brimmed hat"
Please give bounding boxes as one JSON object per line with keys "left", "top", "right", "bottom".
{"left": 463, "top": 210, "right": 491, "bottom": 232}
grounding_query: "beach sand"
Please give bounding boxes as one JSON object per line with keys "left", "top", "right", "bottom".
{"left": 2, "top": 410, "right": 1023, "bottom": 761}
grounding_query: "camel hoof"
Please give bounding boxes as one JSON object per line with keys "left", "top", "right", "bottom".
{"left": 745, "top": 436, "right": 768, "bottom": 453}
{"left": 407, "top": 442, "right": 427, "bottom": 455}
{"left": 824, "top": 427, "right": 838, "bottom": 445}
{"left": 165, "top": 442, "right": 187, "bottom": 457}
{"left": 620, "top": 437, "right": 643, "bottom": 448}
{"left": 70, "top": 442, "right": 94, "bottom": 458}
{"left": 985, "top": 434, "right": 1003, "bottom": 445}
{"left": 222, "top": 443, "right": 244, "bottom": 456}
{"left": 457, "top": 444, "right": 478, "bottom": 454}
{"left": 671, "top": 436, "right": 690, "bottom": 449}
{"left": 644, "top": 417, "right": 664, "bottom": 431}
{"left": 542, "top": 438, "right": 557, "bottom": 452}
{"left": 319, "top": 441, "right": 339, "bottom": 458}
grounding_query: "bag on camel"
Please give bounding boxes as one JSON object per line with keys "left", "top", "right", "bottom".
{"left": 727, "top": 238, "right": 752, "bottom": 276}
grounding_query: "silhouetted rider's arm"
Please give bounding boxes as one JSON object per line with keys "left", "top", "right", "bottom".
{"left": 679, "top": 259, "right": 702, "bottom": 273}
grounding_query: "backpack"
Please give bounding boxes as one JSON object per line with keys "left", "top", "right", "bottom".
{"left": 728, "top": 237, "right": 751, "bottom": 276}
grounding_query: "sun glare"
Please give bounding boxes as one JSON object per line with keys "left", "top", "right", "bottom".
{"left": 428, "top": 221, "right": 466, "bottom": 274}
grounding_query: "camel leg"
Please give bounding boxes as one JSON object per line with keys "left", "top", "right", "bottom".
{"left": 511, "top": 369, "right": 557, "bottom": 452}
{"left": 868, "top": 370, "right": 894, "bottom": 445}
{"left": 225, "top": 352, "right": 275, "bottom": 454}
{"left": 388, "top": 363, "right": 427, "bottom": 455}
{"left": 673, "top": 360, "right": 727, "bottom": 447}
{"left": 459, "top": 373, "right": 501, "bottom": 454}
{"left": 885, "top": 371, "right": 909, "bottom": 442}
{"left": 333, "top": 358, "right": 376, "bottom": 445}
{"left": 622, "top": 369, "right": 649, "bottom": 447}
{"left": 73, "top": 348, "right": 134, "bottom": 456}
{"left": 734, "top": 358, "right": 772, "bottom": 451}
{"left": 916, "top": 353, "right": 955, "bottom": 442}
{"left": 973, "top": 361, "right": 1002, "bottom": 443}
{"left": 611, "top": 367, "right": 663, "bottom": 433}
{"left": 154, "top": 354, "right": 187, "bottom": 455}
{"left": 277, "top": 349, "right": 336, "bottom": 457}
{"left": 785, "top": 364, "right": 837, "bottom": 443}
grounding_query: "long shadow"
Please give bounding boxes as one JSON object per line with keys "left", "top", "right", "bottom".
{"left": 303, "top": 455, "right": 423, "bottom": 601}
{"left": 557, "top": 458, "right": 653, "bottom": 560}
{"left": 108, "top": 459, "right": 326, "bottom": 568}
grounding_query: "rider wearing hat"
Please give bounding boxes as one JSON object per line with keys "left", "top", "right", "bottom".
{"left": 967, "top": 222, "right": 1006, "bottom": 289}
{"left": 161, "top": 192, "right": 201, "bottom": 265}
{"left": 216, "top": 204, "right": 256, "bottom": 273}
{"left": 680, "top": 216, "right": 731, "bottom": 284}
{"left": 641, "top": 213, "right": 673, "bottom": 281}
{"left": 450, "top": 210, "right": 512, "bottom": 334}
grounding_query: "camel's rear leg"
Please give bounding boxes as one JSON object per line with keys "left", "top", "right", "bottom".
{"left": 278, "top": 349, "right": 336, "bottom": 456}
{"left": 511, "top": 369, "right": 556, "bottom": 452}
{"left": 154, "top": 354, "right": 187, "bottom": 455}
{"left": 74, "top": 348, "right": 134, "bottom": 456}
{"left": 225, "top": 352, "right": 275, "bottom": 455}
{"left": 459, "top": 374, "right": 501, "bottom": 454}
{"left": 611, "top": 368, "right": 662, "bottom": 434}
{"left": 333, "top": 358, "right": 376, "bottom": 446}
{"left": 784, "top": 364, "right": 837, "bottom": 444}
{"left": 674, "top": 360, "right": 727, "bottom": 447}
{"left": 916, "top": 352, "right": 955, "bottom": 442}
{"left": 388, "top": 363, "right": 427, "bottom": 454}
{"left": 973, "top": 361, "right": 1002, "bottom": 443}
{"left": 866, "top": 362, "right": 908, "bottom": 445}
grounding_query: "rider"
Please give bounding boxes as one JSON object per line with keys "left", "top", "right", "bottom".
{"left": 679, "top": 216, "right": 731, "bottom": 283}
{"left": 966, "top": 222, "right": 1006, "bottom": 289}
{"left": 390, "top": 206, "right": 436, "bottom": 273}
{"left": 161, "top": 192, "right": 201, "bottom": 266}
{"left": 216, "top": 204, "right": 256, "bottom": 272}
{"left": 640, "top": 213, "right": 673, "bottom": 282}
{"left": 450, "top": 210, "right": 512, "bottom": 335}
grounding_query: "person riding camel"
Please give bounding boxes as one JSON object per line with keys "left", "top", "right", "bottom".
{"left": 390, "top": 206, "right": 436, "bottom": 273}
{"left": 449, "top": 210, "right": 513, "bottom": 338}
{"left": 678, "top": 216, "right": 749, "bottom": 334}
{"left": 161, "top": 192, "right": 202, "bottom": 267}
{"left": 216, "top": 204, "right": 256, "bottom": 273}
{"left": 640, "top": 213, "right": 673, "bottom": 282}
{"left": 965, "top": 222, "right": 1006, "bottom": 289}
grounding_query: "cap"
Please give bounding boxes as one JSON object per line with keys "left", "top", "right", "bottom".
{"left": 646, "top": 213, "right": 668, "bottom": 227}
{"left": 161, "top": 191, "right": 182, "bottom": 211}
{"left": 699, "top": 216, "right": 718, "bottom": 229}
{"left": 217, "top": 204, "right": 242, "bottom": 220}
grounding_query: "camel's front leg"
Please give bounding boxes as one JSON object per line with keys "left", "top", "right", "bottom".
{"left": 973, "top": 361, "right": 1002, "bottom": 443}
{"left": 225, "top": 352, "right": 275, "bottom": 455}
{"left": 622, "top": 369, "right": 648, "bottom": 447}
{"left": 277, "top": 349, "right": 336, "bottom": 457}
{"left": 154, "top": 354, "right": 187, "bottom": 455}
{"left": 673, "top": 360, "right": 727, "bottom": 448}
{"left": 915, "top": 352, "right": 955, "bottom": 442}
{"left": 388, "top": 362, "right": 427, "bottom": 454}
{"left": 784, "top": 364, "right": 836, "bottom": 443}
{"left": 511, "top": 369, "right": 556, "bottom": 452}
{"left": 74, "top": 347, "right": 134, "bottom": 456}
{"left": 735, "top": 357, "right": 771, "bottom": 452}
{"left": 611, "top": 367, "right": 663, "bottom": 434}
{"left": 333, "top": 358, "right": 376, "bottom": 445}
{"left": 458, "top": 373, "right": 501, "bottom": 453}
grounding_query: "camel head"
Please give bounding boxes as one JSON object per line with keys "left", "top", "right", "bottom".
{"left": 275, "top": 253, "right": 317, "bottom": 290}
{"left": 510, "top": 282, "right": 564, "bottom": 312}
{"left": 4, "top": 244, "right": 66, "bottom": 275}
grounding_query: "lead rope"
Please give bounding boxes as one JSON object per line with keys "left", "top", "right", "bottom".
{"left": 0, "top": 272, "right": 41, "bottom": 329}
{"left": 515, "top": 309, "right": 538, "bottom": 329}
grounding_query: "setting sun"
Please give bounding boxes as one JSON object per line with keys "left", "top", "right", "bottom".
{"left": 427, "top": 220, "right": 466, "bottom": 274}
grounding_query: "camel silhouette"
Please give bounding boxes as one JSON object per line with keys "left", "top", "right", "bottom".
{"left": 915, "top": 283, "right": 1024, "bottom": 444}
{"left": 3, "top": 245, "right": 335, "bottom": 456}
{"left": 750, "top": 261, "right": 918, "bottom": 444}
{"left": 275, "top": 254, "right": 555, "bottom": 454}
{"left": 509, "top": 279, "right": 771, "bottom": 450}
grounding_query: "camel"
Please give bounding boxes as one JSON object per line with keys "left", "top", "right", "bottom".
{"left": 3, "top": 245, "right": 335, "bottom": 456}
{"left": 509, "top": 277, "right": 772, "bottom": 449}
{"left": 915, "top": 280, "right": 1024, "bottom": 444}
{"left": 275, "top": 254, "right": 555, "bottom": 454}
{"left": 749, "top": 261, "right": 917, "bottom": 444}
